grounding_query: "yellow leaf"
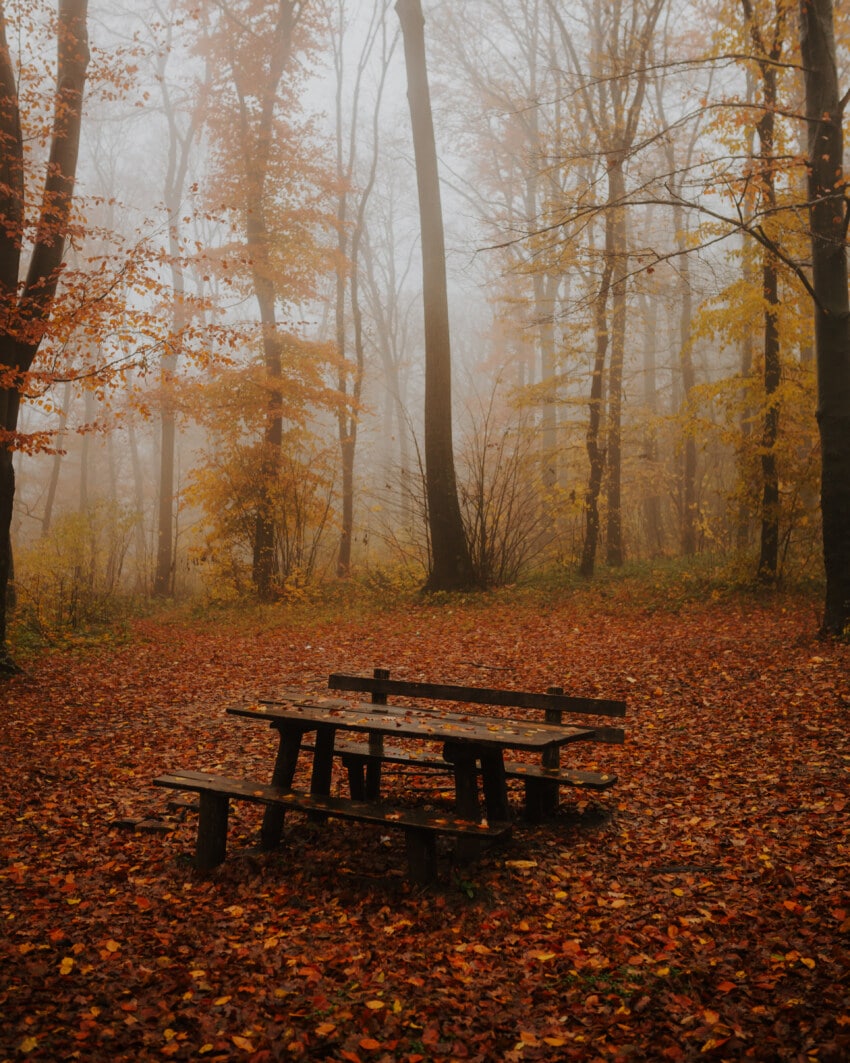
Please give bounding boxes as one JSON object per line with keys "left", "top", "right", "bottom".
{"left": 543, "top": 1037, "right": 566, "bottom": 1047}
{"left": 315, "top": 1022, "right": 336, "bottom": 1037}
{"left": 214, "top": 996, "right": 231, "bottom": 1006}
{"left": 531, "top": 951, "right": 556, "bottom": 962}
{"left": 19, "top": 1036, "right": 39, "bottom": 1053}
{"left": 105, "top": 939, "right": 120, "bottom": 953}
{"left": 232, "top": 1035, "right": 255, "bottom": 1051}
{"left": 59, "top": 956, "right": 74, "bottom": 975}
{"left": 365, "top": 999, "right": 385, "bottom": 1010}
{"left": 801, "top": 957, "right": 816, "bottom": 969}
{"left": 506, "top": 860, "right": 538, "bottom": 869}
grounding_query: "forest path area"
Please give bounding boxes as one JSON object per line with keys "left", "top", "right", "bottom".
{"left": 1, "top": 590, "right": 848, "bottom": 1062}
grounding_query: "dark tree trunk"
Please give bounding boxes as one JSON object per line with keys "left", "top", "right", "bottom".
{"left": 757, "top": 253, "right": 781, "bottom": 582}
{"left": 678, "top": 253, "right": 697, "bottom": 557}
{"left": 0, "top": 0, "right": 89, "bottom": 669}
{"left": 742, "top": 0, "right": 785, "bottom": 583}
{"left": 799, "top": 0, "right": 850, "bottom": 635}
{"left": 580, "top": 244, "right": 614, "bottom": 579}
{"left": 396, "top": 0, "right": 476, "bottom": 591}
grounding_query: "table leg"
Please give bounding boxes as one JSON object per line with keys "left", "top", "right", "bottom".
{"left": 261, "top": 722, "right": 304, "bottom": 850}
{"left": 365, "top": 730, "right": 384, "bottom": 801}
{"left": 444, "top": 741, "right": 482, "bottom": 864}
{"left": 308, "top": 725, "right": 336, "bottom": 822}
{"left": 479, "top": 747, "right": 510, "bottom": 823}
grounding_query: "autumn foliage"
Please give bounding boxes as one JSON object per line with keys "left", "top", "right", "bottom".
{"left": 0, "top": 585, "right": 847, "bottom": 1061}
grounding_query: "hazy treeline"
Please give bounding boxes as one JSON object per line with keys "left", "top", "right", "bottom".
{"left": 6, "top": 0, "right": 841, "bottom": 633}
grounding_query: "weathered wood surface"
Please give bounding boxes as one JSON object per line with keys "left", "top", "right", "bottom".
{"left": 227, "top": 702, "right": 590, "bottom": 751}
{"left": 333, "top": 739, "right": 618, "bottom": 790}
{"left": 328, "top": 672, "right": 627, "bottom": 719}
{"left": 153, "top": 770, "right": 510, "bottom": 882}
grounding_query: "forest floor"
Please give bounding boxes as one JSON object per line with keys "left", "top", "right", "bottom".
{"left": 0, "top": 579, "right": 848, "bottom": 1062}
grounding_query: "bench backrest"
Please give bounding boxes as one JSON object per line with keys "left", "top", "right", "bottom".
{"left": 328, "top": 670, "right": 626, "bottom": 744}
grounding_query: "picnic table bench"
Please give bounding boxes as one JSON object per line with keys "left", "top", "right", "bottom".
{"left": 325, "top": 670, "right": 625, "bottom": 821}
{"left": 153, "top": 671, "right": 625, "bottom": 884}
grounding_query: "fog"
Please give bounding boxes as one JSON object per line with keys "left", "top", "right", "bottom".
{"left": 5, "top": 0, "right": 830, "bottom": 621}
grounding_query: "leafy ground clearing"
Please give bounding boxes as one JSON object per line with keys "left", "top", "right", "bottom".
{"left": 1, "top": 586, "right": 848, "bottom": 1062}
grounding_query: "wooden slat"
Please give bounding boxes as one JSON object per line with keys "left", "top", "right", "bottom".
{"left": 333, "top": 742, "right": 618, "bottom": 790}
{"left": 153, "top": 772, "right": 510, "bottom": 838}
{"left": 226, "top": 703, "right": 589, "bottom": 751}
{"left": 328, "top": 672, "right": 626, "bottom": 718}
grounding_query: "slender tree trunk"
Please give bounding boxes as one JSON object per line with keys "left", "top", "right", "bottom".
{"left": 127, "top": 416, "right": 149, "bottom": 591}
{"left": 757, "top": 251, "right": 781, "bottom": 581}
{"left": 639, "top": 292, "right": 663, "bottom": 555}
{"left": 799, "top": 0, "right": 850, "bottom": 635}
{"left": 605, "top": 163, "right": 627, "bottom": 567}
{"left": 42, "top": 380, "right": 71, "bottom": 536}
{"left": 396, "top": 0, "right": 476, "bottom": 590}
{"left": 678, "top": 255, "right": 697, "bottom": 557}
{"left": 533, "top": 269, "right": 559, "bottom": 493}
{"left": 742, "top": 0, "right": 785, "bottom": 583}
{"left": 580, "top": 235, "right": 614, "bottom": 579}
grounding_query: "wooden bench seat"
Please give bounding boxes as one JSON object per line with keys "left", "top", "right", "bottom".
{"left": 328, "top": 738, "right": 617, "bottom": 789}
{"left": 154, "top": 769, "right": 510, "bottom": 883}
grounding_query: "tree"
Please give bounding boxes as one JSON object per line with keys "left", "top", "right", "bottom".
{"left": 0, "top": 0, "right": 89, "bottom": 671}
{"left": 199, "top": 0, "right": 328, "bottom": 599}
{"left": 329, "top": 0, "right": 394, "bottom": 578}
{"left": 395, "top": 0, "right": 477, "bottom": 590}
{"left": 798, "top": 0, "right": 850, "bottom": 635}
{"left": 151, "top": 0, "right": 207, "bottom": 597}
{"left": 738, "top": 0, "right": 788, "bottom": 583}
{"left": 549, "top": 0, "right": 665, "bottom": 573}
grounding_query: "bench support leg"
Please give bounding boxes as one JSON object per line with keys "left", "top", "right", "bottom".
{"left": 445, "top": 743, "right": 483, "bottom": 863}
{"left": 524, "top": 777, "right": 559, "bottom": 823}
{"left": 196, "top": 791, "right": 229, "bottom": 870}
{"left": 309, "top": 726, "right": 336, "bottom": 823}
{"left": 480, "top": 748, "right": 510, "bottom": 823}
{"left": 343, "top": 755, "right": 366, "bottom": 800}
{"left": 261, "top": 722, "right": 303, "bottom": 850}
{"left": 405, "top": 828, "right": 438, "bottom": 884}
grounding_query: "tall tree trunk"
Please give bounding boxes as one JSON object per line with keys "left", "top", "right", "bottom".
{"left": 639, "top": 292, "right": 663, "bottom": 555}
{"left": 396, "top": 0, "right": 476, "bottom": 590}
{"left": 799, "top": 0, "right": 850, "bottom": 635}
{"left": 605, "top": 162, "right": 627, "bottom": 567}
{"left": 0, "top": 0, "right": 89, "bottom": 669}
{"left": 742, "top": 0, "right": 785, "bottom": 583}
{"left": 152, "top": 10, "right": 203, "bottom": 597}
{"left": 678, "top": 250, "right": 697, "bottom": 557}
{"left": 580, "top": 230, "right": 614, "bottom": 579}
{"left": 757, "top": 252, "right": 781, "bottom": 581}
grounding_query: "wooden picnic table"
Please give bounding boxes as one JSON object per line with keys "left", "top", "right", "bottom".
{"left": 226, "top": 693, "right": 596, "bottom": 849}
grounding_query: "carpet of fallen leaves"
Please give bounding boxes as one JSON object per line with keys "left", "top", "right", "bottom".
{"left": 1, "top": 587, "right": 848, "bottom": 1063}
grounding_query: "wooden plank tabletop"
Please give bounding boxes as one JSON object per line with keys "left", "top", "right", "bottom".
{"left": 226, "top": 699, "right": 596, "bottom": 751}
